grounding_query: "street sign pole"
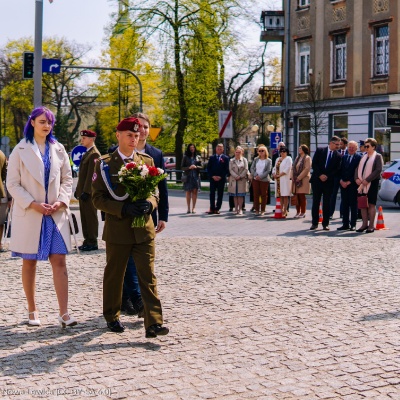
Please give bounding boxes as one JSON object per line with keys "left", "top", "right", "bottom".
{"left": 34, "top": 0, "right": 43, "bottom": 108}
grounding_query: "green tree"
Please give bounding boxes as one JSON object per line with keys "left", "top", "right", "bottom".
{"left": 127, "top": 0, "right": 244, "bottom": 168}
{"left": 0, "top": 38, "right": 97, "bottom": 149}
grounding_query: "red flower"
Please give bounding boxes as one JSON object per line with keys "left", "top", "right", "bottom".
{"left": 148, "top": 166, "right": 159, "bottom": 176}
{"left": 126, "top": 162, "right": 136, "bottom": 170}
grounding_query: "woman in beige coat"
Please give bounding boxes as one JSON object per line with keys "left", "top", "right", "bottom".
{"left": 291, "top": 144, "right": 312, "bottom": 218}
{"left": 7, "top": 107, "right": 77, "bottom": 328}
{"left": 228, "top": 146, "right": 249, "bottom": 215}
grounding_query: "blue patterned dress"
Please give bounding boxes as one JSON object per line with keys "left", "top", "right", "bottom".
{"left": 12, "top": 142, "right": 68, "bottom": 261}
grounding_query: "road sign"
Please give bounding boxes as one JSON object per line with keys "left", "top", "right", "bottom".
{"left": 218, "top": 111, "right": 233, "bottom": 138}
{"left": 42, "top": 58, "right": 61, "bottom": 74}
{"left": 386, "top": 108, "right": 400, "bottom": 127}
{"left": 70, "top": 145, "right": 87, "bottom": 166}
{"left": 270, "top": 132, "right": 282, "bottom": 149}
{"left": 149, "top": 127, "right": 162, "bottom": 141}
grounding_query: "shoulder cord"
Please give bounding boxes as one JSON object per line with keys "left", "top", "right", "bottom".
{"left": 99, "top": 159, "right": 129, "bottom": 201}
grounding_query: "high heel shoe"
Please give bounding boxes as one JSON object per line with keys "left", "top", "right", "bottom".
{"left": 28, "top": 311, "right": 41, "bottom": 326}
{"left": 298, "top": 213, "right": 306, "bottom": 218}
{"left": 58, "top": 313, "right": 78, "bottom": 328}
{"left": 356, "top": 226, "right": 368, "bottom": 233}
{"left": 366, "top": 228, "right": 375, "bottom": 234}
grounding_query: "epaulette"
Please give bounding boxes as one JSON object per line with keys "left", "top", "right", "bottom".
{"left": 98, "top": 154, "right": 111, "bottom": 162}
{"left": 137, "top": 152, "right": 152, "bottom": 160}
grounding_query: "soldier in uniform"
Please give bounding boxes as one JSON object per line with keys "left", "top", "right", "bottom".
{"left": 0, "top": 149, "right": 11, "bottom": 252}
{"left": 74, "top": 130, "right": 101, "bottom": 251}
{"left": 91, "top": 117, "right": 169, "bottom": 338}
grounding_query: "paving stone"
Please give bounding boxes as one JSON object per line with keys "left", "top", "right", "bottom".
{"left": 1, "top": 192, "right": 400, "bottom": 398}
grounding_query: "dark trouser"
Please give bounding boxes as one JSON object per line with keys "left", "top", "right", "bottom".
{"left": 341, "top": 184, "right": 358, "bottom": 228}
{"left": 103, "top": 240, "right": 162, "bottom": 329}
{"left": 329, "top": 176, "right": 341, "bottom": 217}
{"left": 122, "top": 256, "right": 142, "bottom": 302}
{"left": 209, "top": 179, "right": 226, "bottom": 211}
{"left": 311, "top": 181, "right": 334, "bottom": 227}
{"left": 252, "top": 180, "right": 269, "bottom": 212}
{"left": 79, "top": 197, "right": 99, "bottom": 246}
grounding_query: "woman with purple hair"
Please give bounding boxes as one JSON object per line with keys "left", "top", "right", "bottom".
{"left": 6, "top": 106, "right": 77, "bottom": 328}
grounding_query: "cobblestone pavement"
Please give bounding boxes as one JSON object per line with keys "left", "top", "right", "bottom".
{"left": 1, "top": 193, "right": 400, "bottom": 399}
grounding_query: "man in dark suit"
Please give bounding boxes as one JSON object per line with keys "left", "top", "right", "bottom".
{"left": 74, "top": 130, "right": 101, "bottom": 251}
{"left": 207, "top": 143, "right": 230, "bottom": 214}
{"left": 92, "top": 117, "right": 169, "bottom": 338}
{"left": 337, "top": 141, "right": 362, "bottom": 231}
{"left": 310, "top": 136, "right": 342, "bottom": 230}
{"left": 329, "top": 136, "right": 348, "bottom": 218}
{"left": 120, "top": 113, "right": 169, "bottom": 317}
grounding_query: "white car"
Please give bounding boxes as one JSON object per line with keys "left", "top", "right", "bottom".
{"left": 378, "top": 159, "right": 400, "bottom": 206}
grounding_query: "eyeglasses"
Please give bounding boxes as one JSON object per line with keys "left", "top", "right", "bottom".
{"left": 364, "top": 145, "right": 371, "bottom": 148}
{"left": 258, "top": 150, "right": 265, "bottom": 153}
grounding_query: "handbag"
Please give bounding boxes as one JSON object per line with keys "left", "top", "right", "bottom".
{"left": 357, "top": 194, "right": 368, "bottom": 209}
{"left": 181, "top": 174, "right": 188, "bottom": 183}
{"left": 290, "top": 196, "right": 298, "bottom": 206}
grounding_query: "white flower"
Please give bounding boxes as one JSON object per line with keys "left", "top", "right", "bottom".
{"left": 157, "top": 168, "right": 164, "bottom": 174}
{"left": 140, "top": 165, "right": 149, "bottom": 177}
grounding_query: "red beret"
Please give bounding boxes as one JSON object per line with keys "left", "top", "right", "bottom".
{"left": 116, "top": 117, "right": 141, "bottom": 132}
{"left": 80, "top": 129, "right": 97, "bottom": 137}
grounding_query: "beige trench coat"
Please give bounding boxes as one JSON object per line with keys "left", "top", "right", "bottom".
{"left": 228, "top": 157, "right": 249, "bottom": 194}
{"left": 6, "top": 139, "right": 73, "bottom": 254}
{"left": 291, "top": 155, "right": 312, "bottom": 194}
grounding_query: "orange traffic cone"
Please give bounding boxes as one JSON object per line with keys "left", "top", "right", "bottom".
{"left": 318, "top": 202, "right": 323, "bottom": 223}
{"left": 375, "top": 206, "right": 388, "bottom": 230}
{"left": 272, "top": 197, "right": 283, "bottom": 219}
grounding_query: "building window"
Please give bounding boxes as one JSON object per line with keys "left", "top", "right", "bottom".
{"left": 374, "top": 25, "right": 389, "bottom": 76}
{"left": 298, "top": 116, "right": 311, "bottom": 149}
{"left": 297, "top": 42, "right": 310, "bottom": 86}
{"left": 333, "top": 34, "right": 346, "bottom": 81}
{"left": 299, "top": 0, "right": 310, "bottom": 6}
{"left": 372, "top": 111, "right": 390, "bottom": 163}
{"left": 332, "top": 114, "right": 348, "bottom": 137}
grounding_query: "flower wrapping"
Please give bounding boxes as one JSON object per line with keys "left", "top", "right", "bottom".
{"left": 118, "top": 161, "right": 167, "bottom": 227}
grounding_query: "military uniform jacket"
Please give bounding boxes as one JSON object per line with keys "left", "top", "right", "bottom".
{"left": 75, "top": 145, "right": 101, "bottom": 197}
{"left": 91, "top": 149, "right": 158, "bottom": 244}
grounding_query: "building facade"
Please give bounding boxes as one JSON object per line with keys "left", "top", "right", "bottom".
{"left": 263, "top": 0, "right": 400, "bottom": 162}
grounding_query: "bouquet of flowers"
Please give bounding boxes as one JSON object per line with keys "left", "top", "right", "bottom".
{"left": 118, "top": 160, "right": 167, "bottom": 227}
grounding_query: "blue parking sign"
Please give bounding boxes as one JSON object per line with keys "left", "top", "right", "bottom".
{"left": 70, "top": 145, "right": 87, "bottom": 166}
{"left": 270, "top": 132, "right": 282, "bottom": 149}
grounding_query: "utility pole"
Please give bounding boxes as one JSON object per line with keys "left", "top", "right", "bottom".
{"left": 283, "top": 0, "right": 291, "bottom": 145}
{"left": 34, "top": 0, "right": 43, "bottom": 107}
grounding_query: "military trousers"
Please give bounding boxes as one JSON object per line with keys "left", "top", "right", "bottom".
{"left": 79, "top": 198, "right": 99, "bottom": 246}
{"left": 103, "top": 239, "right": 163, "bottom": 329}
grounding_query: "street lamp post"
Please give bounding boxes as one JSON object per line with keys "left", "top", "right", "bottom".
{"left": 251, "top": 118, "right": 275, "bottom": 146}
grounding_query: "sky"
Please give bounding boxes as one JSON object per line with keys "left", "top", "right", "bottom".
{"left": 0, "top": 0, "right": 118, "bottom": 59}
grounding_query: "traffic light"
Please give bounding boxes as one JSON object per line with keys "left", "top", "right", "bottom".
{"left": 23, "top": 52, "right": 34, "bottom": 79}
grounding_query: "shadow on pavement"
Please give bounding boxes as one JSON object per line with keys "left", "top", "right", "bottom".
{"left": 0, "top": 316, "right": 161, "bottom": 377}
{"left": 360, "top": 311, "right": 400, "bottom": 321}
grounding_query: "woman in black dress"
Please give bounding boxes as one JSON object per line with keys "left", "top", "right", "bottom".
{"left": 181, "top": 144, "right": 202, "bottom": 213}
